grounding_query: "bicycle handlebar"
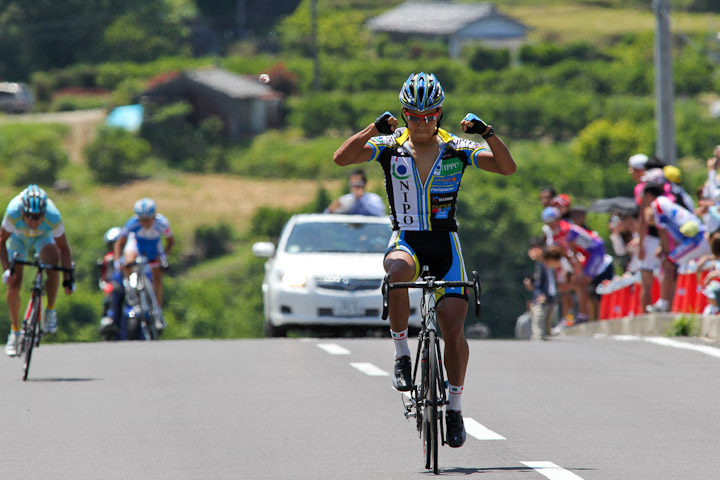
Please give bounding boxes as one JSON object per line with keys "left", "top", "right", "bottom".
{"left": 381, "top": 271, "right": 482, "bottom": 320}
{"left": 10, "top": 258, "right": 75, "bottom": 275}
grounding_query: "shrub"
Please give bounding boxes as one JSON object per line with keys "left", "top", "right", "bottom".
{"left": 467, "top": 45, "right": 511, "bottom": 71}
{"left": 0, "top": 127, "right": 68, "bottom": 187}
{"left": 85, "top": 126, "right": 151, "bottom": 183}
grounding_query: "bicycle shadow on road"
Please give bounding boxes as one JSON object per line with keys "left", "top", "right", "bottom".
{"left": 25, "top": 377, "right": 99, "bottom": 383}
{"left": 440, "top": 466, "right": 595, "bottom": 475}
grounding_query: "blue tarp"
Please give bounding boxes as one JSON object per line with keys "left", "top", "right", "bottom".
{"left": 105, "top": 104, "right": 144, "bottom": 131}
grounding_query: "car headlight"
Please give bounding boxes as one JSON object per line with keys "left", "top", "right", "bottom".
{"left": 281, "top": 271, "right": 307, "bottom": 288}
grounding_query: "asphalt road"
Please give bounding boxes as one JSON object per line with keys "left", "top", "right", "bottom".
{"left": 1, "top": 336, "right": 719, "bottom": 479}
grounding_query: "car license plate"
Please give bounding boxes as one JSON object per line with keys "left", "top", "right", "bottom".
{"left": 337, "top": 302, "right": 362, "bottom": 317}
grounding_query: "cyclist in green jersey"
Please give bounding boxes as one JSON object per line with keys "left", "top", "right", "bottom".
{"left": 333, "top": 72, "right": 516, "bottom": 447}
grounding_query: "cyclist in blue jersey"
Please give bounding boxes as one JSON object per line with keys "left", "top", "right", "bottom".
{"left": 1, "top": 185, "right": 75, "bottom": 356}
{"left": 113, "top": 198, "right": 174, "bottom": 310}
{"left": 333, "top": 72, "right": 516, "bottom": 448}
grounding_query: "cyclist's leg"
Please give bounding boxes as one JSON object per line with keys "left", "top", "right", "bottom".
{"left": 38, "top": 240, "right": 61, "bottom": 309}
{"left": 150, "top": 266, "right": 164, "bottom": 306}
{"left": 384, "top": 231, "right": 420, "bottom": 334}
{"left": 437, "top": 297, "right": 469, "bottom": 388}
{"left": 5, "top": 235, "right": 27, "bottom": 331}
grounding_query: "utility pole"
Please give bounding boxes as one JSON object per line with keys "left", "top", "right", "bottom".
{"left": 653, "top": 0, "right": 676, "bottom": 165}
{"left": 310, "top": 0, "right": 321, "bottom": 91}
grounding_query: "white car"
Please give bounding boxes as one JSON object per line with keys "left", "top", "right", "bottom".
{"left": 252, "top": 214, "right": 421, "bottom": 337}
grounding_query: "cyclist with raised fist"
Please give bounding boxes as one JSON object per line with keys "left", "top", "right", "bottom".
{"left": 333, "top": 72, "right": 516, "bottom": 447}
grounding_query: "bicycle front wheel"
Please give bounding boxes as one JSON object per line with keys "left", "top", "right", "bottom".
{"left": 22, "top": 301, "right": 41, "bottom": 381}
{"left": 422, "top": 331, "right": 440, "bottom": 474}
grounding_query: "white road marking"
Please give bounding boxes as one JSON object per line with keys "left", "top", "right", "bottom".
{"left": 316, "top": 343, "right": 351, "bottom": 355}
{"left": 607, "top": 335, "right": 720, "bottom": 359}
{"left": 464, "top": 417, "right": 506, "bottom": 440}
{"left": 521, "top": 461, "right": 585, "bottom": 480}
{"left": 350, "top": 362, "right": 389, "bottom": 376}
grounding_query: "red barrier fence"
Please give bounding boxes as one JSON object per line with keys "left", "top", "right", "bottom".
{"left": 596, "top": 265, "right": 711, "bottom": 320}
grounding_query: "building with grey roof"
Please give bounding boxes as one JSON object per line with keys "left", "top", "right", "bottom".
{"left": 142, "top": 67, "right": 282, "bottom": 139}
{"left": 367, "top": 1, "right": 529, "bottom": 58}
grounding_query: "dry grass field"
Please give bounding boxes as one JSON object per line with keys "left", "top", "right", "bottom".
{"left": 509, "top": 4, "right": 720, "bottom": 43}
{"left": 95, "top": 174, "right": 342, "bottom": 236}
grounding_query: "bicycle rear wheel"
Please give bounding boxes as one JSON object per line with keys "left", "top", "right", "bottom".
{"left": 22, "top": 301, "right": 40, "bottom": 381}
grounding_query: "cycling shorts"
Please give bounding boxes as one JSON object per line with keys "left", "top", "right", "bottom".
{"left": 385, "top": 230, "right": 469, "bottom": 301}
{"left": 6, "top": 232, "right": 55, "bottom": 261}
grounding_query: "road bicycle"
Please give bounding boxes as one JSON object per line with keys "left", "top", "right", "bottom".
{"left": 10, "top": 254, "right": 74, "bottom": 381}
{"left": 123, "top": 256, "right": 165, "bottom": 341}
{"left": 381, "top": 267, "right": 481, "bottom": 475}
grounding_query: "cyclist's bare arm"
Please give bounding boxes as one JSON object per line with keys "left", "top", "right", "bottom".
{"left": 54, "top": 233, "right": 74, "bottom": 294}
{"left": 0, "top": 228, "right": 11, "bottom": 271}
{"left": 468, "top": 136, "right": 516, "bottom": 176}
{"left": 113, "top": 235, "right": 127, "bottom": 261}
{"left": 164, "top": 235, "right": 175, "bottom": 257}
{"left": 333, "top": 124, "right": 381, "bottom": 166}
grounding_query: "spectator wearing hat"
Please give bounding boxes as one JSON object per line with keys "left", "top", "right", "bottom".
{"left": 663, "top": 165, "right": 694, "bottom": 212}
{"left": 552, "top": 194, "right": 572, "bottom": 222}
{"left": 541, "top": 207, "right": 576, "bottom": 324}
{"left": 629, "top": 153, "right": 663, "bottom": 313}
{"left": 643, "top": 182, "right": 711, "bottom": 312}
{"left": 542, "top": 207, "right": 613, "bottom": 322}
{"left": 523, "top": 237, "right": 556, "bottom": 340}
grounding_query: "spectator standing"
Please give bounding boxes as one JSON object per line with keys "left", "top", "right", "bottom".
{"left": 643, "top": 183, "right": 711, "bottom": 312}
{"left": 523, "top": 238, "right": 556, "bottom": 340}
{"left": 629, "top": 153, "right": 662, "bottom": 312}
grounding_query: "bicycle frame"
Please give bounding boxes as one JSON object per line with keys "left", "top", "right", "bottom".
{"left": 124, "top": 256, "right": 163, "bottom": 340}
{"left": 381, "top": 267, "right": 481, "bottom": 474}
{"left": 10, "top": 254, "right": 74, "bottom": 381}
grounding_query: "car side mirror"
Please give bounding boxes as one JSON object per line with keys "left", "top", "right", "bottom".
{"left": 252, "top": 242, "right": 276, "bottom": 258}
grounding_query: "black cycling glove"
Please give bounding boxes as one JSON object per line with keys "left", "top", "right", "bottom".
{"left": 374, "top": 111, "right": 395, "bottom": 134}
{"left": 462, "top": 113, "right": 493, "bottom": 138}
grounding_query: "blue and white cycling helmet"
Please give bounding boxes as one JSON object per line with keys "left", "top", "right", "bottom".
{"left": 104, "top": 226, "right": 122, "bottom": 246}
{"left": 399, "top": 72, "right": 445, "bottom": 112}
{"left": 134, "top": 198, "right": 156, "bottom": 218}
{"left": 21, "top": 184, "right": 48, "bottom": 215}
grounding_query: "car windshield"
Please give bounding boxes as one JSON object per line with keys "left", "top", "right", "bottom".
{"left": 284, "top": 221, "right": 391, "bottom": 254}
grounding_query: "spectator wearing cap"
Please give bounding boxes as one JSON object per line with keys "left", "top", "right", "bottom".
{"left": 522, "top": 237, "right": 556, "bottom": 340}
{"left": 552, "top": 194, "right": 572, "bottom": 222}
{"left": 642, "top": 182, "right": 711, "bottom": 312}
{"left": 542, "top": 207, "right": 613, "bottom": 322}
{"left": 629, "top": 153, "right": 663, "bottom": 313}
{"left": 541, "top": 207, "right": 576, "bottom": 324}
{"left": 539, "top": 186, "right": 557, "bottom": 246}
{"left": 663, "top": 165, "right": 694, "bottom": 212}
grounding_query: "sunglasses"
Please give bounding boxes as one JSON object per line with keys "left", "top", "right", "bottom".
{"left": 25, "top": 213, "right": 43, "bottom": 221}
{"left": 404, "top": 110, "right": 440, "bottom": 124}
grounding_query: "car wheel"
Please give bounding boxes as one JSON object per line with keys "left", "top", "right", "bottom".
{"left": 264, "top": 319, "right": 287, "bottom": 338}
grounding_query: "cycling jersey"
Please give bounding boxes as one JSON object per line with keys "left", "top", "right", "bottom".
{"left": 367, "top": 128, "right": 487, "bottom": 231}
{"left": 2, "top": 194, "right": 64, "bottom": 260}
{"left": 119, "top": 214, "right": 172, "bottom": 261}
{"left": 650, "top": 196, "right": 710, "bottom": 265}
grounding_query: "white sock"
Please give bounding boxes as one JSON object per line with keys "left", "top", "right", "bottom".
{"left": 391, "top": 328, "right": 411, "bottom": 358}
{"left": 448, "top": 384, "right": 463, "bottom": 411}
